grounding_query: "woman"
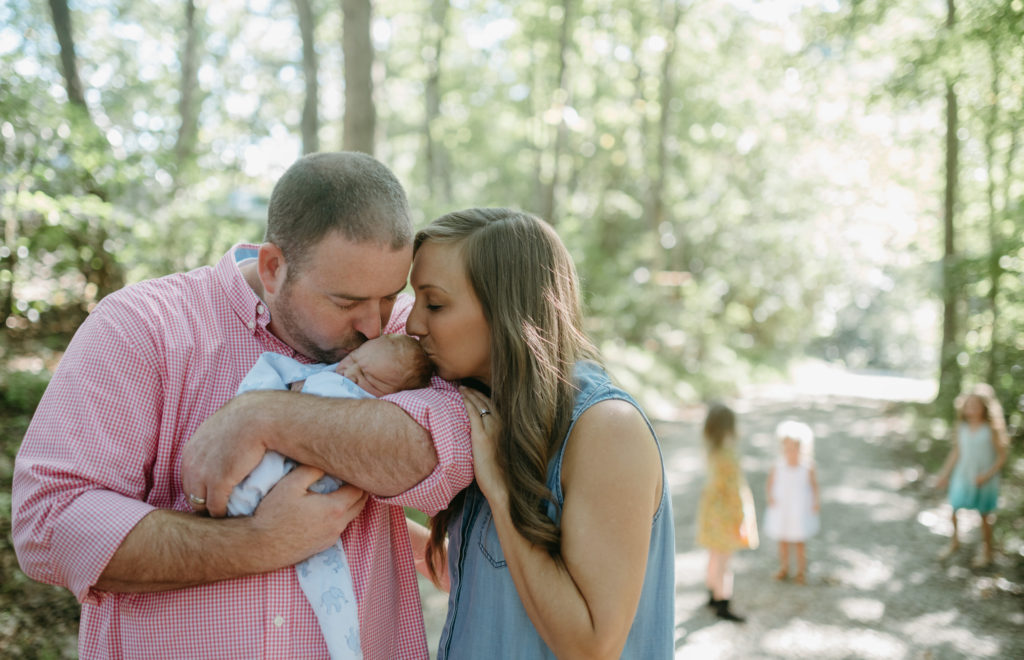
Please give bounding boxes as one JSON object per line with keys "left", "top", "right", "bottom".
{"left": 406, "top": 208, "right": 675, "bottom": 659}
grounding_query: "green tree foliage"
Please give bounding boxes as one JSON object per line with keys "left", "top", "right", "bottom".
{"left": 0, "top": 0, "right": 1021, "bottom": 428}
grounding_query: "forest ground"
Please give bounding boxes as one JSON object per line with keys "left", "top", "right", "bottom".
{"left": 419, "top": 372, "right": 1024, "bottom": 659}
{"left": 2, "top": 371, "right": 1021, "bottom": 658}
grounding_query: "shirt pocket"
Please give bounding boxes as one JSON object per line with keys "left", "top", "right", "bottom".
{"left": 475, "top": 509, "right": 507, "bottom": 568}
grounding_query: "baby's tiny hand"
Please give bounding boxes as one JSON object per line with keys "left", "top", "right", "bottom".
{"left": 289, "top": 379, "right": 306, "bottom": 392}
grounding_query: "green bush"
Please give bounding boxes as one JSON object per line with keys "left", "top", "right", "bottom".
{"left": 1, "top": 370, "right": 50, "bottom": 416}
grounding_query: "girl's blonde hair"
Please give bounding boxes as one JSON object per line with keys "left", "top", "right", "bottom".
{"left": 775, "top": 420, "right": 815, "bottom": 463}
{"left": 956, "top": 383, "right": 1011, "bottom": 450}
{"left": 417, "top": 208, "right": 598, "bottom": 583}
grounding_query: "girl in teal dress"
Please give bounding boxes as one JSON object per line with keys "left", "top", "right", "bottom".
{"left": 936, "top": 384, "right": 1009, "bottom": 567}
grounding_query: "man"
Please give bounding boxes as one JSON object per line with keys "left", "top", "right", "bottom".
{"left": 12, "top": 152, "right": 474, "bottom": 659}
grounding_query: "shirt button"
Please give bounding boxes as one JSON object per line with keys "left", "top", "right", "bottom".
{"left": 247, "top": 320, "right": 256, "bottom": 330}
{"left": 273, "top": 615, "right": 284, "bottom": 627}
{"left": 257, "top": 304, "right": 265, "bottom": 315}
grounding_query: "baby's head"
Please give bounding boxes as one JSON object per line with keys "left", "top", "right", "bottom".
{"left": 775, "top": 420, "right": 814, "bottom": 466}
{"left": 336, "top": 334, "right": 433, "bottom": 397}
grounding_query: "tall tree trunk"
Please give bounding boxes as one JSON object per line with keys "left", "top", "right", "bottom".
{"left": 47, "top": 0, "right": 87, "bottom": 110}
{"left": 936, "top": 0, "right": 961, "bottom": 410}
{"left": 174, "top": 0, "right": 200, "bottom": 184}
{"left": 423, "top": 0, "right": 451, "bottom": 202}
{"left": 295, "top": 0, "right": 319, "bottom": 154}
{"left": 984, "top": 42, "right": 1002, "bottom": 386}
{"left": 539, "top": 0, "right": 573, "bottom": 224}
{"left": 342, "top": 0, "right": 375, "bottom": 155}
{"left": 649, "top": 0, "right": 683, "bottom": 271}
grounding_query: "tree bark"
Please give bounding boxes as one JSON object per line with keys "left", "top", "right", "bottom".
{"left": 983, "top": 41, "right": 1001, "bottom": 385}
{"left": 342, "top": 0, "right": 375, "bottom": 155}
{"left": 47, "top": 0, "right": 87, "bottom": 109}
{"left": 935, "top": 0, "right": 961, "bottom": 410}
{"left": 295, "top": 0, "right": 319, "bottom": 154}
{"left": 649, "top": 0, "right": 683, "bottom": 270}
{"left": 423, "top": 0, "right": 451, "bottom": 202}
{"left": 539, "top": 0, "right": 573, "bottom": 224}
{"left": 174, "top": 0, "right": 200, "bottom": 183}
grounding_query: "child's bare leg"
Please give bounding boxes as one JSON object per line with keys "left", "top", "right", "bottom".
{"left": 794, "top": 542, "right": 806, "bottom": 584}
{"left": 975, "top": 513, "right": 995, "bottom": 567}
{"left": 708, "top": 551, "right": 733, "bottom": 600}
{"left": 939, "top": 510, "right": 960, "bottom": 559}
{"left": 706, "top": 551, "right": 719, "bottom": 595}
{"left": 775, "top": 541, "right": 789, "bottom": 579}
{"left": 720, "top": 552, "right": 733, "bottom": 600}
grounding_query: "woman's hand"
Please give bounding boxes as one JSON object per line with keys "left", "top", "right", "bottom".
{"left": 460, "top": 386, "right": 507, "bottom": 506}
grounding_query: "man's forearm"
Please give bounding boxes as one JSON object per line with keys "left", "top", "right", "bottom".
{"left": 96, "top": 510, "right": 279, "bottom": 592}
{"left": 254, "top": 391, "right": 438, "bottom": 496}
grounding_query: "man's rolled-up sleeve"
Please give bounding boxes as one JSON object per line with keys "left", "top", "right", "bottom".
{"left": 12, "top": 307, "right": 163, "bottom": 604}
{"left": 380, "top": 376, "right": 474, "bottom": 516}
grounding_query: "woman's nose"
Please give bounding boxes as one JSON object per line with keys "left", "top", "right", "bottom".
{"left": 406, "top": 304, "right": 426, "bottom": 337}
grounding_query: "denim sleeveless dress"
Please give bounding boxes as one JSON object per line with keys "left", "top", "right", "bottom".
{"left": 437, "top": 361, "right": 675, "bottom": 659}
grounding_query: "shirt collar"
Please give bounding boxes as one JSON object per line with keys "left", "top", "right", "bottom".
{"left": 215, "top": 243, "right": 272, "bottom": 336}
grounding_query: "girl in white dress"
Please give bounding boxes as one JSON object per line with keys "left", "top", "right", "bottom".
{"left": 764, "top": 420, "right": 820, "bottom": 584}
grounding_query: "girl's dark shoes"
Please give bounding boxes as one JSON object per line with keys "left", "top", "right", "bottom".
{"left": 714, "top": 599, "right": 745, "bottom": 622}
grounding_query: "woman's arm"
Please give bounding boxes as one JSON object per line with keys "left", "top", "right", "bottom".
{"left": 407, "top": 517, "right": 449, "bottom": 591}
{"left": 463, "top": 389, "right": 662, "bottom": 660}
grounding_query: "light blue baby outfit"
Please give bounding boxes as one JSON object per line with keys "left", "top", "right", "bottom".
{"left": 436, "top": 361, "right": 675, "bottom": 659}
{"left": 948, "top": 422, "right": 1000, "bottom": 513}
{"left": 228, "top": 352, "right": 364, "bottom": 660}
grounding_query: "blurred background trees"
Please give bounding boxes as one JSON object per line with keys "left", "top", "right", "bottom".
{"left": 0, "top": 0, "right": 1021, "bottom": 428}
{"left": 1, "top": 2, "right": 1022, "bottom": 654}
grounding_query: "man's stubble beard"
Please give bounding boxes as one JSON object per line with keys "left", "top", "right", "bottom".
{"left": 274, "top": 279, "right": 363, "bottom": 364}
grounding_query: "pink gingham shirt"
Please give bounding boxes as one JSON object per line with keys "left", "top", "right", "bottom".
{"left": 12, "top": 244, "right": 474, "bottom": 659}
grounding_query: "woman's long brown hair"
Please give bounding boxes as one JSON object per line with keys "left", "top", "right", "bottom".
{"left": 417, "top": 209, "right": 598, "bottom": 582}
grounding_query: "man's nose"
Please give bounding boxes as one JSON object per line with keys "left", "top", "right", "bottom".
{"left": 354, "top": 302, "right": 383, "bottom": 339}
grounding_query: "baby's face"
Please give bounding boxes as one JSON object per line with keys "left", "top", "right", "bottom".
{"left": 336, "top": 339, "right": 410, "bottom": 397}
{"left": 782, "top": 437, "right": 801, "bottom": 466}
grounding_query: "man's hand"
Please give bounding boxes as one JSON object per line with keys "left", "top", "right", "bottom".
{"left": 182, "top": 392, "right": 271, "bottom": 517}
{"left": 254, "top": 465, "right": 369, "bottom": 564}
{"left": 98, "top": 464, "right": 368, "bottom": 592}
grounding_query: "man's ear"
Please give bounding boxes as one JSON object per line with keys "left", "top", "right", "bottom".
{"left": 258, "top": 243, "right": 288, "bottom": 296}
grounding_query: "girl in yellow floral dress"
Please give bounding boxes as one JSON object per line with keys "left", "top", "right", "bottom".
{"left": 696, "top": 403, "right": 758, "bottom": 622}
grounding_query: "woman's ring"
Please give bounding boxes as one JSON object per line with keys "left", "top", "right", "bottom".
{"left": 188, "top": 493, "right": 207, "bottom": 506}
{"left": 480, "top": 408, "right": 491, "bottom": 417}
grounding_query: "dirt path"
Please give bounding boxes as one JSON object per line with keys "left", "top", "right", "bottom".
{"left": 419, "top": 393, "right": 1023, "bottom": 659}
